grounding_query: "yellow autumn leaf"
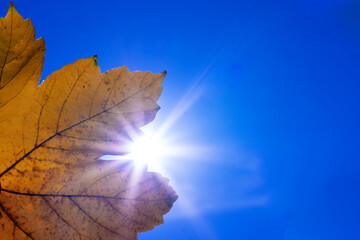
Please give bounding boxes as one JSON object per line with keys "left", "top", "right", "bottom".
{"left": 0, "top": 3, "right": 177, "bottom": 240}
{"left": 0, "top": 2, "right": 45, "bottom": 109}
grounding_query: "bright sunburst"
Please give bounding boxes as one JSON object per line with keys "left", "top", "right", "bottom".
{"left": 102, "top": 74, "right": 203, "bottom": 173}
{"left": 100, "top": 131, "right": 171, "bottom": 173}
{"left": 127, "top": 135, "right": 166, "bottom": 171}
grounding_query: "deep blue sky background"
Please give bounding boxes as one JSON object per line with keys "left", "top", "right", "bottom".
{"left": 3, "top": 0, "right": 360, "bottom": 239}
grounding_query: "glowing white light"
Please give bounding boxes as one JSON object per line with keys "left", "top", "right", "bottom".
{"left": 128, "top": 136, "right": 165, "bottom": 170}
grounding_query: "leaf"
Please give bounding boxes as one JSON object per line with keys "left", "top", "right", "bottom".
{"left": 0, "top": 3, "right": 177, "bottom": 240}
{"left": 0, "top": 2, "right": 45, "bottom": 109}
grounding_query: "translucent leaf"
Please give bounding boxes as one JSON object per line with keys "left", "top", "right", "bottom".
{"left": 0, "top": 3, "right": 177, "bottom": 239}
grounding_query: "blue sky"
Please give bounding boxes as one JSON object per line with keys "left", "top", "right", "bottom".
{"left": 3, "top": 0, "right": 360, "bottom": 239}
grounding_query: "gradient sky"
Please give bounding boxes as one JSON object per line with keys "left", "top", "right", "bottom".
{"left": 3, "top": 0, "right": 360, "bottom": 239}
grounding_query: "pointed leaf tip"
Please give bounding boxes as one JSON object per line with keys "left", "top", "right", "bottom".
{"left": 91, "top": 55, "right": 99, "bottom": 67}
{"left": 8, "top": 2, "right": 16, "bottom": 12}
{"left": 166, "top": 194, "right": 178, "bottom": 207}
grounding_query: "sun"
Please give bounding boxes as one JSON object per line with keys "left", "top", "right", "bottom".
{"left": 128, "top": 136, "right": 165, "bottom": 169}
{"left": 100, "top": 132, "right": 170, "bottom": 172}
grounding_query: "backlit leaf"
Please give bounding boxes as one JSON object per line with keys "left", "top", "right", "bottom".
{"left": 0, "top": 3, "right": 177, "bottom": 239}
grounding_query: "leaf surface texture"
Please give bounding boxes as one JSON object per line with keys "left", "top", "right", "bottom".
{"left": 0, "top": 3, "right": 176, "bottom": 240}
